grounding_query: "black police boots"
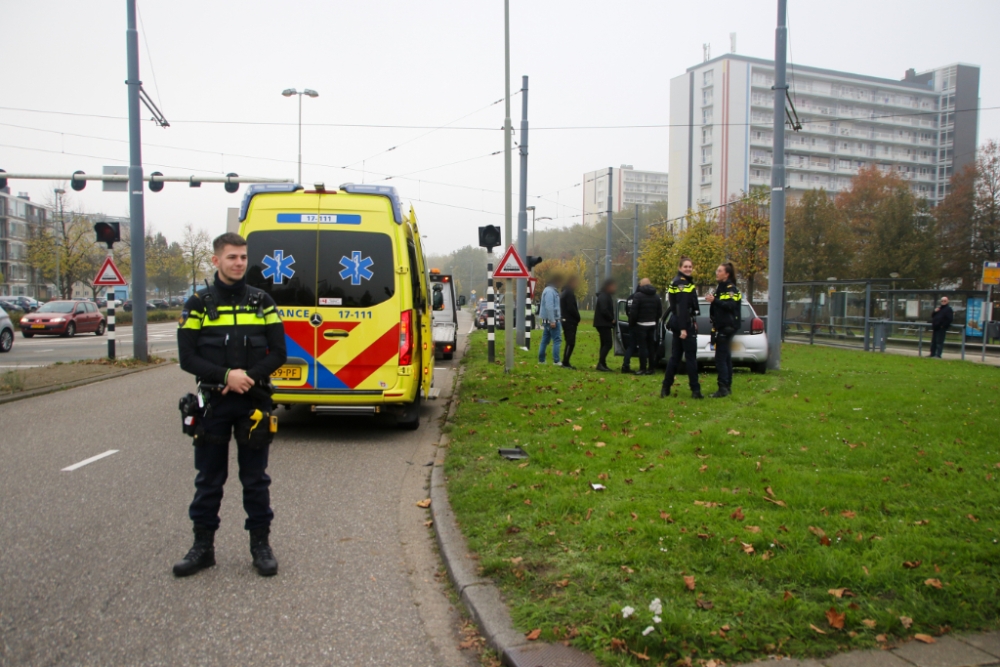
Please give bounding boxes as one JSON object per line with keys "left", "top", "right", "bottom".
{"left": 692, "top": 389, "right": 705, "bottom": 399}
{"left": 249, "top": 527, "right": 278, "bottom": 577}
{"left": 173, "top": 526, "right": 216, "bottom": 577}
{"left": 711, "top": 385, "right": 732, "bottom": 398}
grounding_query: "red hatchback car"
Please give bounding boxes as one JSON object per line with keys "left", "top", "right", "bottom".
{"left": 20, "top": 300, "right": 106, "bottom": 338}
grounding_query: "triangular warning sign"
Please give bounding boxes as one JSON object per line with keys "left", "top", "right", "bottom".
{"left": 93, "top": 256, "right": 128, "bottom": 286}
{"left": 492, "top": 245, "right": 530, "bottom": 279}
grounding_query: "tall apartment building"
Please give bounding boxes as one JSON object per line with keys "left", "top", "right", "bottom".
{"left": 0, "top": 189, "right": 50, "bottom": 298}
{"left": 582, "top": 165, "right": 668, "bottom": 225}
{"left": 668, "top": 55, "right": 980, "bottom": 222}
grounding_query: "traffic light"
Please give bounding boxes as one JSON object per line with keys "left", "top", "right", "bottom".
{"left": 149, "top": 171, "right": 164, "bottom": 192}
{"left": 71, "top": 170, "right": 86, "bottom": 191}
{"left": 0, "top": 169, "right": 6, "bottom": 190}
{"left": 224, "top": 172, "right": 240, "bottom": 194}
{"left": 94, "top": 222, "right": 121, "bottom": 249}
{"left": 526, "top": 255, "right": 543, "bottom": 271}
{"left": 478, "top": 225, "right": 501, "bottom": 252}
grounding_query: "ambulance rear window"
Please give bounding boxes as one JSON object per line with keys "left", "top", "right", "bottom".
{"left": 317, "top": 230, "right": 395, "bottom": 308}
{"left": 246, "top": 230, "right": 317, "bottom": 307}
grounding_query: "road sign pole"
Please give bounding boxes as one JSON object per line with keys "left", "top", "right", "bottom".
{"left": 106, "top": 249, "right": 116, "bottom": 360}
{"left": 487, "top": 262, "right": 495, "bottom": 363}
{"left": 983, "top": 284, "right": 992, "bottom": 362}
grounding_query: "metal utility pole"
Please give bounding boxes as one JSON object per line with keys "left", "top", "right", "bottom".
{"left": 281, "top": 88, "right": 319, "bottom": 184}
{"left": 503, "top": 0, "right": 514, "bottom": 372}
{"left": 53, "top": 188, "right": 64, "bottom": 299}
{"left": 765, "top": 0, "right": 788, "bottom": 371}
{"left": 605, "top": 167, "right": 613, "bottom": 280}
{"left": 632, "top": 204, "right": 639, "bottom": 291}
{"left": 516, "top": 76, "right": 529, "bottom": 348}
{"left": 126, "top": 0, "right": 148, "bottom": 362}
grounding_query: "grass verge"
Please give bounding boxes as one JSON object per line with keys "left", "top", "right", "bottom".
{"left": 0, "top": 356, "right": 170, "bottom": 396}
{"left": 444, "top": 317, "right": 1000, "bottom": 665}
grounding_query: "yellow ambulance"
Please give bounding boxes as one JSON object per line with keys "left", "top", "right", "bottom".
{"left": 237, "top": 183, "right": 433, "bottom": 429}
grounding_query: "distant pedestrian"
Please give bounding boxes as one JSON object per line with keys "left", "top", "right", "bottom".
{"left": 560, "top": 275, "right": 581, "bottom": 369}
{"left": 593, "top": 279, "right": 617, "bottom": 372}
{"left": 705, "top": 262, "right": 741, "bottom": 398}
{"left": 538, "top": 275, "right": 563, "bottom": 365}
{"left": 929, "top": 296, "right": 954, "bottom": 358}
{"left": 661, "top": 257, "right": 703, "bottom": 399}
{"left": 628, "top": 278, "right": 662, "bottom": 376}
{"left": 621, "top": 284, "right": 640, "bottom": 373}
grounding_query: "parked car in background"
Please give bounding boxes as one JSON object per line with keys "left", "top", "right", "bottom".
{"left": 121, "top": 300, "right": 155, "bottom": 312}
{"left": 0, "top": 296, "right": 39, "bottom": 313}
{"left": 20, "top": 300, "right": 106, "bottom": 338}
{"left": 0, "top": 308, "right": 14, "bottom": 352}
{"left": 149, "top": 299, "right": 170, "bottom": 309}
{"left": 94, "top": 297, "right": 108, "bottom": 309}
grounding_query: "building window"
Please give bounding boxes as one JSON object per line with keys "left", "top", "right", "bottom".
{"left": 701, "top": 147, "right": 711, "bottom": 164}
{"left": 702, "top": 127, "right": 712, "bottom": 144}
{"left": 701, "top": 165, "right": 712, "bottom": 183}
{"left": 702, "top": 108, "right": 713, "bottom": 124}
{"left": 703, "top": 70, "right": 713, "bottom": 86}
{"left": 702, "top": 88, "right": 713, "bottom": 105}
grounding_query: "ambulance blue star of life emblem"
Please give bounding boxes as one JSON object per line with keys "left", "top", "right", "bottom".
{"left": 339, "top": 251, "right": 374, "bottom": 286}
{"left": 261, "top": 250, "right": 296, "bottom": 284}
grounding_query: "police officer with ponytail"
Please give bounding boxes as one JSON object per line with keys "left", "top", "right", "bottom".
{"left": 705, "top": 262, "right": 741, "bottom": 398}
{"left": 174, "top": 233, "right": 286, "bottom": 578}
{"left": 661, "top": 257, "right": 703, "bottom": 399}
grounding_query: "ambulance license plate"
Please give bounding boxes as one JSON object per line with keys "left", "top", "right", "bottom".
{"left": 271, "top": 366, "right": 302, "bottom": 381}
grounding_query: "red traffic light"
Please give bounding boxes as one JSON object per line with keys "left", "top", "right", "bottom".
{"left": 94, "top": 221, "right": 121, "bottom": 248}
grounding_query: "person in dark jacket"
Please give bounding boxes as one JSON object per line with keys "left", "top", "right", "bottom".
{"left": 593, "top": 279, "right": 617, "bottom": 371}
{"left": 706, "top": 262, "right": 741, "bottom": 397}
{"left": 560, "top": 276, "right": 582, "bottom": 369}
{"left": 621, "top": 284, "right": 640, "bottom": 373}
{"left": 929, "top": 296, "right": 954, "bottom": 358}
{"left": 628, "top": 278, "right": 662, "bottom": 375}
{"left": 661, "top": 257, "right": 703, "bottom": 399}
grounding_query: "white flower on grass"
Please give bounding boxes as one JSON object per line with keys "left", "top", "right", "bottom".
{"left": 649, "top": 598, "right": 663, "bottom": 615}
{"left": 642, "top": 626, "right": 655, "bottom": 636}
{"left": 653, "top": 616, "right": 662, "bottom": 624}
{"left": 622, "top": 606, "right": 635, "bottom": 618}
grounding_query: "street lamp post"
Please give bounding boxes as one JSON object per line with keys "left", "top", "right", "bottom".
{"left": 53, "top": 188, "right": 65, "bottom": 299}
{"left": 282, "top": 88, "right": 319, "bottom": 184}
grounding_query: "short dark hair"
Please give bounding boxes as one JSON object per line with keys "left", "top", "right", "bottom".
{"left": 678, "top": 256, "right": 693, "bottom": 268}
{"left": 213, "top": 232, "right": 247, "bottom": 254}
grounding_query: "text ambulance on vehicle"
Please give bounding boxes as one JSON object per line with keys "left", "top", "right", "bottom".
{"left": 238, "top": 183, "right": 433, "bottom": 429}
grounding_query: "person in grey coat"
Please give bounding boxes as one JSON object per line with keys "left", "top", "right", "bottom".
{"left": 538, "top": 275, "right": 563, "bottom": 365}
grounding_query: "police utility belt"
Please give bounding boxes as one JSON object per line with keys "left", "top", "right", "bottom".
{"left": 178, "top": 281, "right": 277, "bottom": 449}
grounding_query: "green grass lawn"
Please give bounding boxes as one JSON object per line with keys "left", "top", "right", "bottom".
{"left": 445, "top": 317, "right": 1000, "bottom": 666}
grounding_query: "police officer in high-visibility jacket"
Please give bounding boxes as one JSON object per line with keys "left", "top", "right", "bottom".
{"left": 174, "top": 233, "right": 286, "bottom": 577}
{"left": 660, "top": 257, "right": 703, "bottom": 399}
{"left": 705, "top": 262, "right": 742, "bottom": 398}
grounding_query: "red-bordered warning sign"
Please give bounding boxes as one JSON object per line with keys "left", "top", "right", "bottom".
{"left": 92, "top": 256, "right": 128, "bottom": 286}
{"left": 492, "top": 245, "right": 530, "bottom": 279}
{"left": 528, "top": 277, "right": 538, "bottom": 299}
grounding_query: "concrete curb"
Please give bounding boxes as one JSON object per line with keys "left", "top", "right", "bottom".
{"left": 0, "top": 362, "right": 172, "bottom": 406}
{"left": 430, "top": 335, "right": 597, "bottom": 667}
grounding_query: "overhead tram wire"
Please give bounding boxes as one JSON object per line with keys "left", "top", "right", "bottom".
{"left": 3, "top": 105, "right": 997, "bottom": 131}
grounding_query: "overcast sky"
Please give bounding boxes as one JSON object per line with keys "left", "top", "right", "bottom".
{"left": 4, "top": 0, "right": 999, "bottom": 254}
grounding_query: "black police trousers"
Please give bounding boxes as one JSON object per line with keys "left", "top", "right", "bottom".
{"left": 189, "top": 393, "right": 273, "bottom": 532}
{"left": 662, "top": 331, "right": 701, "bottom": 393}
{"left": 715, "top": 333, "right": 734, "bottom": 389}
{"left": 634, "top": 325, "right": 656, "bottom": 371}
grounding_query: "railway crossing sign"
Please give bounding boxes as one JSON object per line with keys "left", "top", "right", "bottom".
{"left": 492, "top": 245, "right": 530, "bottom": 279}
{"left": 92, "top": 256, "right": 127, "bottom": 286}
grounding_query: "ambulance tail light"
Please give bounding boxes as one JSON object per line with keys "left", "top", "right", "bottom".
{"left": 399, "top": 310, "right": 413, "bottom": 366}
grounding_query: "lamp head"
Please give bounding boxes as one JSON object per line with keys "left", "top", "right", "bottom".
{"left": 303, "top": 89, "right": 319, "bottom": 98}
{"left": 281, "top": 88, "right": 296, "bottom": 97}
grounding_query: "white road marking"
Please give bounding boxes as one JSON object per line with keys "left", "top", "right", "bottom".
{"left": 62, "top": 449, "right": 119, "bottom": 472}
{"left": 0, "top": 364, "right": 45, "bottom": 369}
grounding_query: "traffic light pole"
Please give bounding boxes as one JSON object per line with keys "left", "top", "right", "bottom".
{"left": 126, "top": 0, "right": 148, "bottom": 362}
{"left": 515, "top": 76, "right": 529, "bottom": 349}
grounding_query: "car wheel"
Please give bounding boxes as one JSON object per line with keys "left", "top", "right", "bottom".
{"left": 95, "top": 320, "right": 106, "bottom": 336}
{"left": 0, "top": 328, "right": 12, "bottom": 352}
{"left": 397, "top": 395, "right": 421, "bottom": 430}
{"left": 64, "top": 322, "right": 76, "bottom": 338}
{"left": 751, "top": 361, "right": 767, "bottom": 374}
{"left": 22, "top": 331, "right": 34, "bottom": 338}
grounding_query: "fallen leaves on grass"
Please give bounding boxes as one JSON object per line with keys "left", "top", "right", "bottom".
{"left": 914, "top": 519, "right": 930, "bottom": 526}
{"left": 688, "top": 429, "right": 702, "bottom": 436}
{"left": 841, "top": 510, "right": 857, "bottom": 519}
{"left": 416, "top": 499, "right": 432, "bottom": 508}
{"left": 741, "top": 542, "right": 755, "bottom": 555}
{"left": 745, "top": 526, "right": 761, "bottom": 533}
{"left": 698, "top": 465, "right": 708, "bottom": 473}
{"left": 621, "top": 565, "right": 635, "bottom": 574}
{"left": 900, "top": 616, "right": 914, "bottom": 629}
{"left": 783, "top": 590, "right": 794, "bottom": 601}
{"left": 914, "top": 634, "right": 936, "bottom": 644}
{"left": 684, "top": 575, "right": 696, "bottom": 591}
{"left": 924, "top": 578, "right": 943, "bottom": 589}
{"left": 523, "top": 498, "right": 532, "bottom": 505}
{"left": 903, "top": 560, "right": 922, "bottom": 569}
{"left": 808, "top": 526, "right": 826, "bottom": 537}
{"left": 730, "top": 507, "right": 745, "bottom": 521}
{"left": 696, "top": 599, "right": 714, "bottom": 610}
{"left": 763, "top": 496, "right": 788, "bottom": 507}
{"left": 525, "top": 628, "right": 541, "bottom": 641}
{"left": 861, "top": 619, "right": 877, "bottom": 628}
{"left": 967, "top": 514, "right": 979, "bottom": 522}
{"left": 660, "top": 511, "right": 674, "bottom": 522}
{"left": 727, "top": 429, "right": 741, "bottom": 436}
{"left": 610, "top": 638, "right": 627, "bottom": 652}
{"left": 826, "top": 608, "right": 846, "bottom": 630}
{"left": 572, "top": 425, "right": 583, "bottom": 432}
{"left": 876, "top": 634, "right": 888, "bottom": 643}
{"left": 810, "top": 624, "right": 827, "bottom": 635}
{"left": 828, "top": 588, "right": 856, "bottom": 598}
{"left": 694, "top": 500, "right": 722, "bottom": 508}
{"left": 595, "top": 441, "right": 606, "bottom": 447}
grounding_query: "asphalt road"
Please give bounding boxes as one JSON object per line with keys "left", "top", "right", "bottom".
{"left": 0, "top": 322, "right": 181, "bottom": 368}
{"left": 0, "top": 311, "right": 476, "bottom": 667}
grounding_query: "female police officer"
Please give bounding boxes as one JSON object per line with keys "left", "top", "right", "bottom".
{"left": 174, "top": 232, "right": 286, "bottom": 577}
{"left": 705, "top": 262, "right": 741, "bottom": 398}
{"left": 661, "top": 257, "right": 703, "bottom": 399}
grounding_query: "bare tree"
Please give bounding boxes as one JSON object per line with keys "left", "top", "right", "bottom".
{"left": 180, "top": 224, "right": 213, "bottom": 290}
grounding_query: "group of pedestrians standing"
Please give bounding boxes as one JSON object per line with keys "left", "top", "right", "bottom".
{"left": 536, "top": 274, "right": 582, "bottom": 368}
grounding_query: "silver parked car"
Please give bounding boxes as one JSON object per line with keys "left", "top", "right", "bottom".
{"left": 0, "top": 307, "right": 14, "bottom": 353}
{"left": 616, "top": 298, "right": 769, "bottom": 373}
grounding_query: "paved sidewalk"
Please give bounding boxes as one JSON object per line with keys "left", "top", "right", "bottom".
{"left": 736, "top": 632, "right": 1000, "bottom": 667}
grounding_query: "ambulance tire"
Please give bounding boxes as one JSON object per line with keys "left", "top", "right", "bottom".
{"left": 397, "top": 395, "right": 421, "bottom": 431}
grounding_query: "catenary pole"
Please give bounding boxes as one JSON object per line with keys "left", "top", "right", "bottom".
{"left": 503, "top": 0, "right": 514, "bottom": 372}
{"left": 126, "top": 0, "right": 148, "bottom": 362}
{"left": 605, "top": 167, "right": 613, "bottom": 280}
{"left": 765, "top": 0, "right": 787, "bottom": 371}
{"left": 516, "top": 76, "right": 529, "bottom": 348}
